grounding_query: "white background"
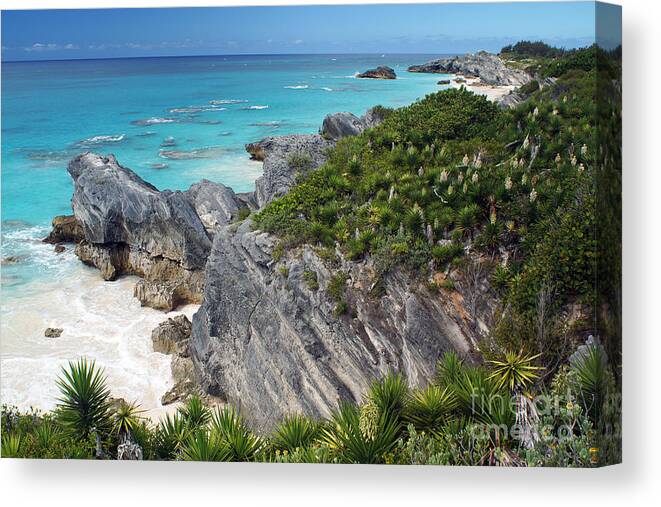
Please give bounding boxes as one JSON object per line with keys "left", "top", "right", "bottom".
{"left": 1, "top": 0, "right": 659, "bottom": 505}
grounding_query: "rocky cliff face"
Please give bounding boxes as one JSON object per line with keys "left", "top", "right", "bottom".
{"left": 408, "top": 52, "right": 531, "bottom": 86}
{"left": 53, "top": 107, "right": 488, "bottom": 428}
{"left": 189, "top": 220, "right": 479, "bottom": 429}
{"left": 246, "top": 135, "right": 334, "bottom": 208}
{"left": 245, "top": 109, "right": 385, "bottom": 207}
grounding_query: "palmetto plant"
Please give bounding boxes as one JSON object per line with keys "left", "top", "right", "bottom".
{"left": 179, "top": 395, "right": 211, "bottom": 429}
{"left": 211, "top": 406, "right": 263, "bottom": 461}
{"left": 181, "top": 429, "right": 231, "bottom": 462}
{"left": 321, "top": 401, "right": 400, "bottom": 464}
{"left": 271, "top": 414, "right": 320, "bottom": 452}
{"left": 487, "top": 351, "right": 543, "bottom": 392}
{"left": 405, "top": 385, "right": 457, "bottom": 433}
{"left": 55, "top": 359, "right": 111, "bottom": 438}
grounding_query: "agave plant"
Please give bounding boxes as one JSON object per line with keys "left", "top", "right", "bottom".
{"left": 271, "top": 414, "right": 320, "bottom": 452}
{"left": 320, "top": 401, "right": 400, "bottom": 464}
{"left": 181, "top": 429, "right": 231, "bottom": 462}
{"left": 55, "top": 359, "right": 111, "bottom": 438}
{"left": 405, "top": 385, "right": 457, "bottom": 433}
{"left": 487, "top": 351, "right": 543, "bottom": 392}
{"left": 178, "top": 395, "right": 211, "bottom": 429}
{"left": 211, "top": 406, "right": 263, "bottom": 461}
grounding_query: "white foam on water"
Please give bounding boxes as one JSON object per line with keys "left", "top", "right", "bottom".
{"left": 284, "top": 85, "right": 309, "bottom": 89}
{"left": 1, "top": 231, "right": 197, "bottom": 419}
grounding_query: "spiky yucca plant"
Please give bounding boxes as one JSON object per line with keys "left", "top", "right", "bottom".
{"left": 1, "top": 433, "right": 22, "bottom": 458}
{"left": 321, "top": 401, "right": 400, "bottom": 464}
{"left": 367, "top": 371, "right": 409, "bottom": 425}
{"left": 271, "top": 414, "right": 320, "bottom": 452}
{"left": 182, "top": 429, "right": 230, "bottom": 462}
{"left": 179, "top": 395, "right": 211, "bottom": 429}
{"left": 571, "top": 344, "right": 609, "bottom": 422}
{"left": 487, "top": 351, "right": 543, "bottom": 392}
{"left": 113, "top": 400, "right": 145, "bottom": 442}
{"left": 435, "top": 351, "right": 464, "bottom": 387}
{"left": 405, "top": 385, "right": 457, "bottom": 433}
{"left": 154, "top": 412, "right": 189, "bottom": 459}
{"left": 55, "top": 359, "right": 111, "bottom": 438}
{"left": 211, "top": 406, "right": 262, "bottom": 461}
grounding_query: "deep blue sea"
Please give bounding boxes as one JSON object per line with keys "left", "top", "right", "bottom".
{"left": 0, "top": 53, "right": 449, "bottom": 413}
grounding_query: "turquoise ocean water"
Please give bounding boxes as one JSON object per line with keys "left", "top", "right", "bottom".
{"left": 0, "top": 54, "right": 449, "bottom": 412}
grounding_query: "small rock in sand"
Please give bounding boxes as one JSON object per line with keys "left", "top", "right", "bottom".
{"left": 45, "top": 327, "right": 63, "bottom": 338}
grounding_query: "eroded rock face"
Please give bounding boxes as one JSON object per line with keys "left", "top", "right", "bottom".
{"left": 66, "top": 153, "right": 212, "bottom": 310}
{"left": 152, "top": 315, "right": 192, "bottom": 356}
{"left": 408, "top": 52, "right": 531, "bottom": 86}
{"left": 190, "top": 220, "right": 476, "bottom": 430}
{"left": 43, "top": 215, "right": 84, "bottom": 244}
{"left": 246, "top": 135, "right": 334, "bottom": 208}
{"left": 357, "top": 66, "right": 396, "bottom": 79}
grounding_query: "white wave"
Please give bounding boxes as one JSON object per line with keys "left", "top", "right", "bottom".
{"left": 76, "top": 134, "right": 126, "bottom": 146}
{"left": 321, "top": 87, "right": 333, "bottom": 92}
{"left": 169, "top": 105, "right": 227, "bottom": 114}
{"left": 241, "top": 105, "right": 269, "bottom": 110}
{"left": 209, "top": 99, "right": 248, "bottom": 105}
{"left": 131, "top": 117, "right": 176, "bottom": 126}
{"left": 284, "top": 85, "right": 309, "bottom": 89}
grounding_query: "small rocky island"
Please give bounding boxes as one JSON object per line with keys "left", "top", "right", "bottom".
{"left": 356, "top": 65, "right": 396, "bottom": 79}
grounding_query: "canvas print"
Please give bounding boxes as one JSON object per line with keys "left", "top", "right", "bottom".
{"left": 1, "top": 2, "right": 621, "bottom": 466}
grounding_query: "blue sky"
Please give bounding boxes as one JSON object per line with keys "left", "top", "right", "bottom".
{"left": 1, "top": 2, "right": 599, "bottom": 61}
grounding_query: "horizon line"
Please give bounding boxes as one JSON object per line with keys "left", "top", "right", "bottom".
{"left": 1, "top": 50, "right": 463, "bottom": 65}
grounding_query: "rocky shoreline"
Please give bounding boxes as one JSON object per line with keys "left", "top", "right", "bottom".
{"left": 46, "top": 84, "right": 508, "bottom": 427}
{"left": 408, "top": 51, "right": 534, "bottom": 108}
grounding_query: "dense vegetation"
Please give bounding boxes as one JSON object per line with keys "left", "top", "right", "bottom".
{"left": 500, "top": 40, "right": 568, "bottom": 59}
{"left": 2, "top": 352, "right": 620, "bottom": 465}
{"left": 255, "top": 45, "right": 618, "bottom": 364}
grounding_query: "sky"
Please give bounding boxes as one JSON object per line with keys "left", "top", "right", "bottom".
{"left": 1, "top": 2, "right": 602, "bottom": 61}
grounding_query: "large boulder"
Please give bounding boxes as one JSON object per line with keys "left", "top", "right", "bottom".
{"left": 184, "top": 179, "right": 245, "bottom": 231}
{"left": 66, "top": 153, "right": 212, "bottom": 310}
{"left": 408, "top": 52, "right": 531, "bottom": 86}
{"left": 357, "top": 66, "right": 396, "bottom": 79}
{"left": 190, "top": 220, "right": 476, "bottom": 430}
{"left": 69, "top": 153, "right": 211, "bottom": 270}
{"left": 320, "top": 108, "right": 386, "bottom": 141}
